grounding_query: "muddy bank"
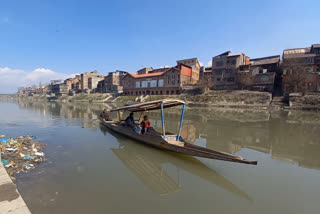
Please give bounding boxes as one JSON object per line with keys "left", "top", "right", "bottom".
{"left": 12, "top": 91, "right": 320, "bottom": 111}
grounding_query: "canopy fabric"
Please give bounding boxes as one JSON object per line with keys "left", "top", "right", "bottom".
{"left": 111, "top": 99, "right": 185, "bottom": 112}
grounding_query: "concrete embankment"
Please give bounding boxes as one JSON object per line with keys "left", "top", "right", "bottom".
{"left": 0, "top": 153, "right": 31, "bottom": 214}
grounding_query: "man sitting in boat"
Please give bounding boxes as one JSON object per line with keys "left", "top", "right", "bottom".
{"left": 140, "top": 115, "right": 151, "bottom": 134}
{"left": 125, "top": 112, "right": 135, "bottom": 128}
{"left": 100, "top": 109, "right": 111, "bottom": 121}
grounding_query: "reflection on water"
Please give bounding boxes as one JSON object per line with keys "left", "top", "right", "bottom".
{"left": 1, "top": 99, "right": 320, "bottom": 214}
{"left": 14, "top": 99, "right": 320, "bottom": 171}
{"left": 99, "top": 123, "right": 251, "bottom": 200}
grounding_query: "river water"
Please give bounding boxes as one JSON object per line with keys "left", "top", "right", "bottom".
{"left": 1, "top": 99, "right": 320, "bottom": 214}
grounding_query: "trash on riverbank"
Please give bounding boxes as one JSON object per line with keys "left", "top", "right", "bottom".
{"left": 0, "top": 135, "right": 46, "bottom": 179}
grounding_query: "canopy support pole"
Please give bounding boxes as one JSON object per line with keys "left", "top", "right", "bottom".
{"left": 117, "top": 111, "right": 121, "bottom": 122}
{"left": 177, "top": 104, "right": 185, "bottom": 141}
{"left": 138, "top": 112, "right": 144, "bottom": 124}
{"left": 161, "top": 102, "right": 165, "bottom": 136}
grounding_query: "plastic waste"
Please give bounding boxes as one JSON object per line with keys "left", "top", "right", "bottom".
{"left": 0, "top": 137, "right": 9, "bottom": 145}
{"left": 24, "top": 155, "right": 36, "bottom": 160}
{"left": 35, "top": 152, "right": 44, "bottom": 156}
{"left": 1, "top": 159, "right": 9, "bottom": 165}
{"left": 1, "top": 134, "right": 46, "bottom": 177}
{"left": 5, "top": 147, "right": 19, "bottom": 152}
{"left": 24, "top": 162, "right": 32, "bottom": 170}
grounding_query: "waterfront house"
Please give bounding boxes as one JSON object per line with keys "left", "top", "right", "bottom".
{"left": 121, "top": 64, "right": 192, "bottom": 96}
{"left": 177, "top": 58, "right": 201, "bottom": 84}
{"left": 282, "top": 44, "right": 320, "bottom": 94}
{"left": 211, "top": 51, "right": 250, "bottom": 90}
{"left": 96, "top": 70, "right": 128, "bottom": 93}
{"left": 237, "top": 55, "right": 280, "bottom": 93}
{"left": 64, "top": 75, "right": 82, "bottom": 94}
{"left": 81, "top": 71, "right": 104, "bottom": 93}
{"left": 49, "top": 80, "right": 68, "bottom": 96}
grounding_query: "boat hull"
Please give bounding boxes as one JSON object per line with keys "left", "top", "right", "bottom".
{"left": 100, "top": 119, "right": 257, "bottom": 165}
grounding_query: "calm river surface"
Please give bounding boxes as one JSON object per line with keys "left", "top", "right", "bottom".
{"left": 1, "top": 98, "right": 320, "bottom": 214}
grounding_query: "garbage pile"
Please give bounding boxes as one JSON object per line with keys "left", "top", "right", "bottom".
{"left": 0, "top": 135, "right": 46, "bottom": 178}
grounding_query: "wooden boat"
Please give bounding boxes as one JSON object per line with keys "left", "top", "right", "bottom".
{"left": 100, "top": 99, "right": 257, "bottom": 165}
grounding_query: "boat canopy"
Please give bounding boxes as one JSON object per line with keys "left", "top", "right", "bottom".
{"left": 111, "top": 99, "right": 185, "bottom": 112}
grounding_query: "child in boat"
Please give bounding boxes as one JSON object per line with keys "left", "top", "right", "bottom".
{"left": 141, "top": 115, "right": 151, "bottom": 134}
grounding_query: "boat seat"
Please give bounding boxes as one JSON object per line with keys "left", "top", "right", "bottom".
{"left": 165, "top": 136, "right": 185, "bottom": 147}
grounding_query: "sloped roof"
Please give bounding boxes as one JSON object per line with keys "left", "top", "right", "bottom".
{"left": 250, "top": 55, "right": 280, "bottom": 65}
{"left": 283, "top": 47, "right": 316, "bottom": 59}
{"left": 126, "top": 67, "right": 172, "bottom": 78}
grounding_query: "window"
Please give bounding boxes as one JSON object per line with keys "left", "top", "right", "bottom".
{"left": 166, "top": 90, "right": 169, "bottom": 95}
{"left": 160, "top": 91, "right": 163, "bottom": 95}
{"left": 158, "top": 79, "right": 164, "bottom": 87}
{"left": 216, "top": 61, "right": 223, "bottom": 66}
{"left": 215, "top": 70, "right": 222, "bottom": 75}
{"left": 177, "top": 74, "right": 180, "bottom": 84}
{"left": 147, "top": 82, "right": 151, "bottom": 88}
{"left": 171, "top": 90, "right": 174, "bottom": 94}
{"left": 151, "top": 80, "right": 157, "bottom": 87}
{"left": 172, "top": 73, "right": 175, "bottom": 85}
{"left": 231, "top": 60, "right": 236, "bottom": 65}
{"left": 226, "top": 69, "right": 233, "bottom": 74}
{"left": 227, "top": 77, "right": 235, "bottom": 82}
{"left": 167, "top": 75, "right": 170, "bottom": 84}
{"left": 156, "top": 91, "right": 158, "bottom": 95}
{"left": 141, "top": 81, "right": 147, "bottom": 88}
{"left": 217, "top": 78, "right": 221, "bottom": 81}
{"left": 136, "top": 81, "right": 140, "bottom": 88}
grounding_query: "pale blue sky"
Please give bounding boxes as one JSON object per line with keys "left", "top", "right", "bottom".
{"left": 0, "top": 0, "right": 319, "bottom": 93}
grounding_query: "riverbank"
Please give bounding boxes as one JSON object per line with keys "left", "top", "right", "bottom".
{"left": 0, "top": 152, "right": 31, "bottom": 213}
{"left": 13, "top": 90, "right": 320, "bottom": 110}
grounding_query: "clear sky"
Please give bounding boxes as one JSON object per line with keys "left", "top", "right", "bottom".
{"left": 0, "top": 0, "right": 319, "bottom": 93}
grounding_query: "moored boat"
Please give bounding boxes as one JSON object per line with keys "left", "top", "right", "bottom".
{"left": 100, "top": 99, "right": 257, "bottom": 165}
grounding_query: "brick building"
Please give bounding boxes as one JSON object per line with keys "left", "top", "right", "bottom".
{"left": 64, "top": 75, "right": 82, "bottom": 94}
{"left": 237, "top": 55, "right": 280, "bottom": 93}
{"left": 81, "top": 71, "right": 104, "bottom": 92}
{"left": 282, "top": 44, "right": 320, "bottom": 94}
{"left": 96, "top": 70, "right": 127, "bottom": 93}
{"left": 122, "top": 64, "right": 192, "bottom": 96}
{"left": 49, "top": 80, "right": 68, "bottom": 96}
{"left": 211, "top": 51, "right": 250, "bottom": 90}
{"left": 177, "top": 58, "right": 201, "bottom": 84}
{"left": 199, "top": 66, "right": 213, "bottom": 88}
{"left": 88, "top": 76, "right": 105, "bottom": 91}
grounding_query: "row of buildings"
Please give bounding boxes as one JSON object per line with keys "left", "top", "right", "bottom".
{"left": 18, "top": 43, "right": 320, "bottom": 97}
